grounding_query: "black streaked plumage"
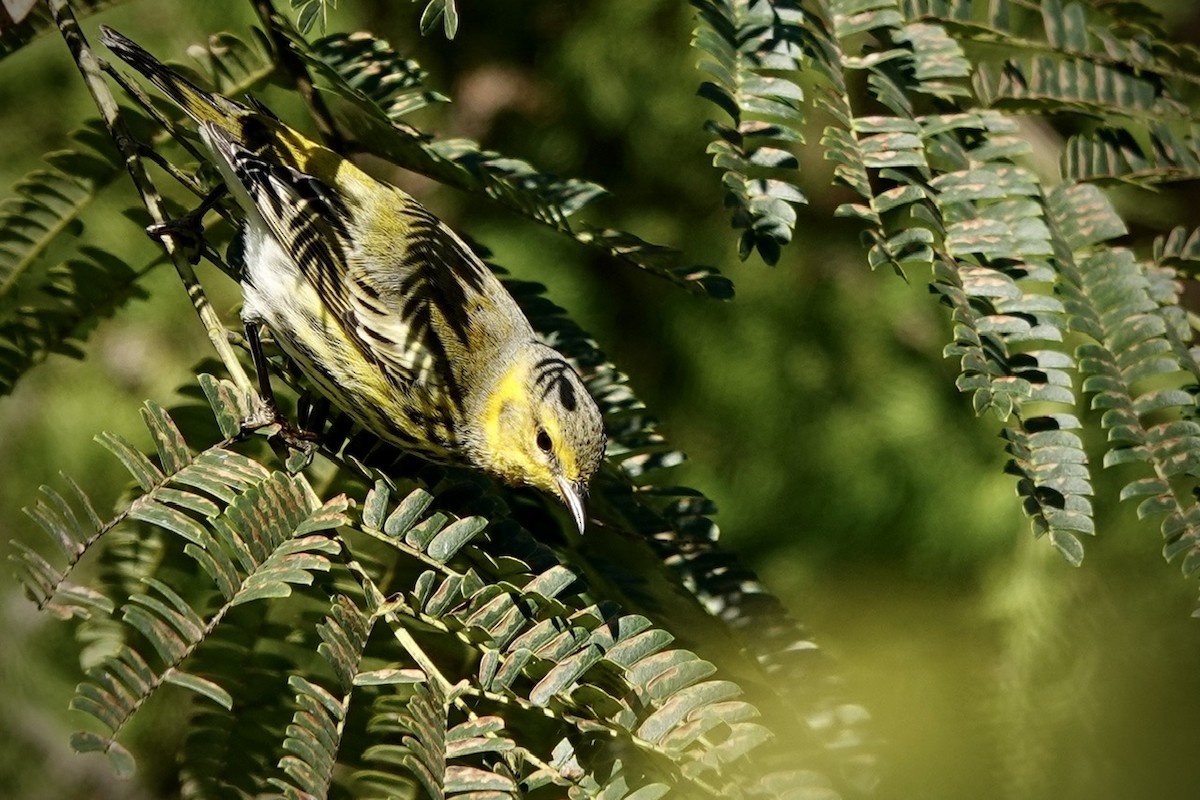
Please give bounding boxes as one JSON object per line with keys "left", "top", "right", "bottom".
{"left": 100, "top": 25, "right": 607, "bottom": 533}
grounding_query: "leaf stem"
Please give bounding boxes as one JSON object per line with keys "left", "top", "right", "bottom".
{"left": 352, "top": 566, "right": 595, "bottom": 794}
{"left": 369, "top": 585, "right": 726, "bottom": 797}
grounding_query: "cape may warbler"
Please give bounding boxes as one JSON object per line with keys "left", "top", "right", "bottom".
{"left": 100, "top": 26, "right": 606, "bottom": 532}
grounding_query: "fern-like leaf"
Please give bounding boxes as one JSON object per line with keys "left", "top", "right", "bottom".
{"left": 417, "top": 0, "right": 460, "bottom": 39}
{"left": 289, "top": 0, "right": 335, "bottom": 35}
{"left": 270, "top": 595, "right": 375, "bottom": 798}
{"left": 361, "top": 679, "right": 520, "bottom": 799}
{"left": 179, "top": 616, "right": 304, "bottom": 798}
{"left": 70, "top": 468, "right": 347, "bottom": 775}
{"left": 286, "top": 27, "right": 733, "bottom": 298}
{"left": 1, "top": 33, "right": 278, "bottom": 397}
{"left": 973, "top": 56, "right": 1183, "bottom": 119}
{"left": 821, "top": 0, "right": 1099, "bottom": 559}
{"left": 0, "top": 120, "right": 140, "bottom": 398}
{"left": 104, "top": 27, "right": 733, "bottom": 297}
{"left": 0, "top": 0, "right": 122, "bottom": 60}
{"left": 691, "top": 0, "right": 825, "bottom": 264}
{"left": 1063, "top": 124, "right": 1200, "bottom": 185}
{"left": 20, "top": 387, "right": 349, "bottom": 775}
{"left": 312, "top": 31, "right": 449, "bottom": 119}
{"left": 1049, "top": 184, "right": 1200, "bottom": 585}
{"left": 0, "top": 121, "right": 120, "bottom": 306}
{"left": 13, "top": 475, "right": 114, "bottom": 621}
{"left": 910, "top": 0, "right": 1200, "bottom": 187}
{"left": 356, "top": 482, "right": 800, "bottom": 796}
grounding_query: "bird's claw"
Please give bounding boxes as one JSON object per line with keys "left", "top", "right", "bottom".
{"left": 241, "top": 405, "right": 320, "bottom": 472}
{"left": 145, "top": 186, "right": 226, "bottom": 265}
{"left": 243, "top": 411, "right": 317, "bottom": 443}
{"left": 146, "top": 215, "right": 207, "bottom": 265}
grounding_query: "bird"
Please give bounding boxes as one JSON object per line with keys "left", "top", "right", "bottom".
{"left": 98, "top": 26, "right": 606, "bottom": 533}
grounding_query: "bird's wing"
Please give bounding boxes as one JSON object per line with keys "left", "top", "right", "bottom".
{"left": 340, "top": 200, "right": 505, "bottom": 414}
{"left": 201, "top": 122, "right": 507, "bottom": 408}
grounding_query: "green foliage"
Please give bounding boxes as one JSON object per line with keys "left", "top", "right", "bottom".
{"left": 6, "top": 6, "right": 852, "bottom": 793}
{"left": 290, "top": 0, "right": 335, "bottom": 35}
{"left": 23, "top": 387, "right": 348, "bottom": 775}
{"left": 417, "top": 0, "right": 459, "bottom": 39}
{"left": 0, "top": 121, "right": 140, "bottom": 396}
{"left": 793, "top": 0, "right": 1200, "bottom": 571}
{"left": 691, "top": 0, "right": 826, "bottom": 264}
{"left": 290, "top": 24, "right": 733, "bottom": 298}
{"left": 0, "top": 30, "right": 277, "bottom": 397}
{"left": 8, "top": 0, "right": 1200, "bottom": 797}
{"left": 19, "top": 373, "right": 835, "bottom": 795}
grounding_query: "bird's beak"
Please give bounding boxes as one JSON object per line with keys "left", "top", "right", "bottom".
{"left": 555, "top": 475, "right": 588, "bottom": 534}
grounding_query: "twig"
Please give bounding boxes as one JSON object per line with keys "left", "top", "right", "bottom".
{"left": 249, "top": 0, "right": 348, "bottom": 152}
{"left": 47, "top": 0, "right": 254, "bottom": 396}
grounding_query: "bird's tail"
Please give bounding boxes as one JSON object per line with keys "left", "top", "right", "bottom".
{"left": 98, "top": 26, "right": 245, "bottom": 135}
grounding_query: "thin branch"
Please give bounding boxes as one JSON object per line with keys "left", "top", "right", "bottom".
{"left": 47, "top": 0, "right": 254, "bottom": 395}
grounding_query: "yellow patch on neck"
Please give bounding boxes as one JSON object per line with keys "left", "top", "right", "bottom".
{"left": 482, "top": 361, "right": 535, "bottom": 481}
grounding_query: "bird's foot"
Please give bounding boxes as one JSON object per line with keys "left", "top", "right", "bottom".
{"left": 145, "top": 186, "right": 227, "bottom": 265}
{"left": 146, "top": 213, "right": 207, "bottom": 265}
{"left": 242, "top": 402, "right": 320, "bottom": 472}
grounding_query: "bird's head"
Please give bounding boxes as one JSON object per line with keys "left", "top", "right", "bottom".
{"left": 470, "top": 343, "right": 606, "bottom": 532}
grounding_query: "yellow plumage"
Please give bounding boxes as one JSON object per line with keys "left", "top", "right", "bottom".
{"left": 99, "top": 26, "right": 606, "bottom": 532}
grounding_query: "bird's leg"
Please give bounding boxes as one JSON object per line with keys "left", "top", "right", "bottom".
{"left": 242, "top": 321, "right": 319, "bottom": 452}
{"left": 245, "top": 320, "right": 277, "bottom": 410}
{"left": 145, "top": 184, "right": 228, "bottom": 264}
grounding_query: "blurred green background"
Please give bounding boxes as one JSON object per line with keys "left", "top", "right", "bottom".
{"left": 3, "top": 1, "right": 1200, "bottom": 798}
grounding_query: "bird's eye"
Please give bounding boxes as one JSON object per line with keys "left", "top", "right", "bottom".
{"left": 536, "top": 428, "right": 553, "bottom": 453}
